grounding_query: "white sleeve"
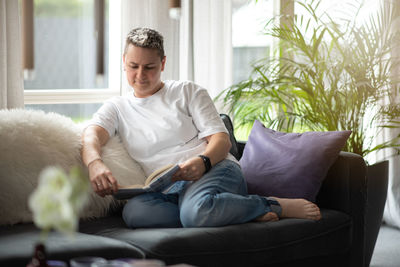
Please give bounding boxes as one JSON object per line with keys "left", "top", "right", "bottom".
{"left": 186, "top": 83, "right": 228, "bottom": 139}
{"left": 87, "top": 100, "right": 119, "bottom": 138}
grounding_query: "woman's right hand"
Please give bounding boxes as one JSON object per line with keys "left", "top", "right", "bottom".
{"left": 88, "top": 159, "right": 118, "bottom": 197}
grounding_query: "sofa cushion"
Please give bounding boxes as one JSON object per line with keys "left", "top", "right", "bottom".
{"left": 240, "top": 120, "right": 351, "bottom": 202}
{"left": 0, "top": 223, "right": 144, "bottom": 266}
{"left": 79, "top": 209, "right": 351, "bottom": 267}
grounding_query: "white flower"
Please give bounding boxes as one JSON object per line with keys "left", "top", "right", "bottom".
{"left": 29, "top": 166, "right": 89, "bottom": 238}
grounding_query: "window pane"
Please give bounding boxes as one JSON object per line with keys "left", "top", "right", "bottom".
{"left": 295, "top": 0, "right": 379, "bottom": 28}
{"left": 24, "top": 0, "right": 109, "bottom": 90}
{"left": 231, "top": 0, "right": 273, "bottom": 140}
{"left": 232, "top": 0, "right": 272, "bottom": 84}
{"left": 25, "top": 103, "right": 102, "bottom": 122}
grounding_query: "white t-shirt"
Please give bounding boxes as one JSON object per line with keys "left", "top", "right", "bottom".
{"left": 89, "top": 80, "right": 238, "bottom": 176}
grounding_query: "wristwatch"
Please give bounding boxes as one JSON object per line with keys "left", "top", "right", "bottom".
{"left": 198, "top": 155, "right": 212, "bottom": 173}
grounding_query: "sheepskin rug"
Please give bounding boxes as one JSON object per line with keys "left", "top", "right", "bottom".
{"left": 0, "top": 109, "right": 146, "bottom": 225}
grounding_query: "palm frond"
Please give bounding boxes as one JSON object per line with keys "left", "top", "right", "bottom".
{"left": 217, "top": 0, "right": 400, "bottom": 158}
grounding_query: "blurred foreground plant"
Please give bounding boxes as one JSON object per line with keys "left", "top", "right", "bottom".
{"left": 29, "top": 166, "right": 89, "bottom": 241}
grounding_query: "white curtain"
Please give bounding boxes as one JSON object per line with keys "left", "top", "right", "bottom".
{"left": 181, "top": 0, "right": 232, "bottom": 105}
{"left": 368, "top": 0, "right": 400, "bottom": 229}
{"left": 179, "top": 0, "right": 194, "bottom": 81}
{"left": 0, "top": 0, "right": 24, "bottom": 109}
{"left": 381, "top": 0, "right": 400, "bottom": 229}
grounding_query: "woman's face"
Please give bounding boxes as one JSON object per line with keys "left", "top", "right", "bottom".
{"left": 123, "top": 44, "right": 166, "bottom": 98}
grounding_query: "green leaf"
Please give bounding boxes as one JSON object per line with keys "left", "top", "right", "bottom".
{"left": 219, "top": 0, "right": 400, "bottom": 159}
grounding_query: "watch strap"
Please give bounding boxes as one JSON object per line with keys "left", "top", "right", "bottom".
{"left": 198, "top": 155, "right": 212, "bottom": 173}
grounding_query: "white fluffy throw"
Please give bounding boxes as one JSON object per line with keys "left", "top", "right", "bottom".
{"left": 0, "top": 109, "right": 146, "bottom": 225}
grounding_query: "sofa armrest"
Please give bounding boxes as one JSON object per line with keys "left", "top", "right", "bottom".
{"left": 317, "top": 151, "right": 389, "bottom": 267}
{"left": 316, "top": 151, "right": 368, "bottom": 267}
{"left": 316, "top": 151, "right": 367, "bottom": 213}
{"left": 238, "top": 141, "right": 381, "bottom": 267}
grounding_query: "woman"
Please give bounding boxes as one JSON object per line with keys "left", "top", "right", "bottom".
{"left": 81, "top": 28, "right": 321, "bottom": 228}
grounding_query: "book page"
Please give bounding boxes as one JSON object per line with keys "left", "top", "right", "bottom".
{"left": 117, "top": 164, "right": 175, "bottom": 190}
{"left": 145, "top": 164, "right": 175, "bottom": 185}
{"left": 146, "top": 165, "right": 180, "bottom": 192}
{"left": 118, "top": 184, "right": 145, "bottom": 190}
{"left": 113, "top": 164, "right": 180, "bottom": 200}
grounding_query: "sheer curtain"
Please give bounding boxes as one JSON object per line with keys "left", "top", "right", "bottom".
{"left": 381, "top": 0, "right": 400, "bottom": 229}
{"left": 0, "top": 0, "right": 24, "bottom": 109}
{"left": 180, "top": 0, "right": 232, "bottom": 103}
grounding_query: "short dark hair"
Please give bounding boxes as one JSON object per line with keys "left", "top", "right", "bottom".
{"left": 124, "top": 28, "right": 165, "bottom": 60}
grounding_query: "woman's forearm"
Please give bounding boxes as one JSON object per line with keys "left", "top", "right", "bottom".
{"left": 203, "top": 132, "right": 232, "bottom": 166}
{"left": 81, "top": 126, "right": 109, "bottom": 167}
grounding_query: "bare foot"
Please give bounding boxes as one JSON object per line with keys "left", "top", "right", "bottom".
{"left": 255, "top": 212, "right": 279, "bottom": 222}
{"left": 272, "top": 197, "right": 321, "bottom": 220}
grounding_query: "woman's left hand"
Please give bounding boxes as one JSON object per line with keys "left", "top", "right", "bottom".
{"left": 172, "top": 156, "right": 206, "bottom": 182}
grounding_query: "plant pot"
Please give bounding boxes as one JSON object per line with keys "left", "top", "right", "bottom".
{"left": 365, "top": 160, "right": 389, "bottom": 266}
{"left": 26, "top": 242, "right": 48, "bottom": 267}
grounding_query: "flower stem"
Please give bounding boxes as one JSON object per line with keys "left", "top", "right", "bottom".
{"left": 40, "top": 228, "right": 50, "bottom": 243}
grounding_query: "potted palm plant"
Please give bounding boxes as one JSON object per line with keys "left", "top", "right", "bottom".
{"left": 220, "top": 1, "right": 400, "bottom": 265}
{"left": 222, "top": 0, "right": 400, "bottom": 158}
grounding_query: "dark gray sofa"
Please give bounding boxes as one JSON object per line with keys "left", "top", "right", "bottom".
{"left": 0, "top": 115, "right": 388, "bottom": 267}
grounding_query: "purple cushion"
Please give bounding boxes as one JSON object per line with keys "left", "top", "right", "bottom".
{"left": 240, "top": 120, "right": 351, "bottom": 202}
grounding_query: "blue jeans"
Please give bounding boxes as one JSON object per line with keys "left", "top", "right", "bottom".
{"left": 122, "top": 159, "right": 275, "bottom": 228}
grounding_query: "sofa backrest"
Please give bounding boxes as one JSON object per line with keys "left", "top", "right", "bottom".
{"left": 220, "top": 114, "right": 240, "bottom": 160}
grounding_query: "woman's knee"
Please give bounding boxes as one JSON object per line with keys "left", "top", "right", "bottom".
{"left": 123, "top": 193, "right": 181, "bottom": 228}
{"left": 180, "top": 195, "right": 219, "bottom": 227}
{"left": 122, "top": 195, "right": 152, "bottom": 228}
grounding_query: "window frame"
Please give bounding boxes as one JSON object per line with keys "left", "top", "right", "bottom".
{"left": 23, "top": 0, "right": 122, "bottom": 105}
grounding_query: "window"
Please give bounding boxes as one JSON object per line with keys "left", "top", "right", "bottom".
{"left": 295, "top": 0, "right": 379, "bottom": 27}
{"left": 232, "top": 0, "right": 273, "bottom": 85}
{"left": 230, "top": 0, "right": 380, "bottom": 140}
{"left": 231, "top": 0, "right": 273, "bottom": 140}
{"left": 23, "top": 0, "right": 121, "bottom": 121}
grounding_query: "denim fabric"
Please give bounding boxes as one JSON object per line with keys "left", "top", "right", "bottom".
{"left": 122, "top": 159, "right": 276, "bottom": 228}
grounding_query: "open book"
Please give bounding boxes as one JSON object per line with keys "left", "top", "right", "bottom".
{"left": 113, "top": 164, "right": 180, "bottom": 200}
